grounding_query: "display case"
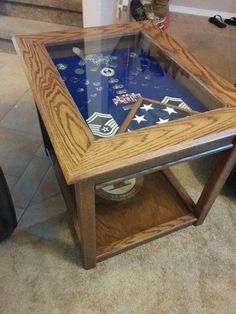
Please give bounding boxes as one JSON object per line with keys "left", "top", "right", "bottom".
{"left": 13, "top": 21, "right": 236, "bottom": 269}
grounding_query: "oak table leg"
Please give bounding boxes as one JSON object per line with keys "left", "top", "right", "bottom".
{"left": 75, "top": 181, "right": 96, "bottom": 269}
{"left": 194, "top": 143, "right": 236, "bottom": 226}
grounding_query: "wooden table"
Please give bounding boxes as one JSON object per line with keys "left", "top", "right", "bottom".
{"left": 13, "top": 21, "right": 236, "bottom": 269}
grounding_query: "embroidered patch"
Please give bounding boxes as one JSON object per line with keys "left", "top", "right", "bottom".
{"left": 86, "top": 112, "right": 119, "bottom": 139}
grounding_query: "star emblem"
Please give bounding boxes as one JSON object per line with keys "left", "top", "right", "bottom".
{"left": 163, "top": 106, "right": 177, "bottom": 115}
{"left": 156, "top": 118, "right": 169, "bottom": 124}
{"left": 101, "top": 126, "right": 111, "bottom": 133}
{"left": 140, "top": 103, "right": 154, "bottom": 112}
{"left": 133, "top": 115, "right": 147, "bottom": 124}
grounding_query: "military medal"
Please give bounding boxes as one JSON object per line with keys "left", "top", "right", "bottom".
{"left": 112, "top": 93, "right": 141, "bottom": 106}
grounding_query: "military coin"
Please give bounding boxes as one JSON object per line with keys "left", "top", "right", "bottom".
{"left": 69, "top": 77, "right": 79, "bottom": 83}
{"left": 112, "top": 84, "right": 124, "bottom": 90}
{"left": 144, "top": 74, "right": 151, "bottom": 80}
{"left": 82, "top": 79, "right": 90, "bottom": 85}
{"left": 109, "top": 78, "right": 119, "bottom": 84}
{"left": 93, "top": 82, "right": 101, "bottom": 87}
{"left": 78, "top": 60, "right": 86, "bottom": 66}
{"left": 129, "top": 52, "right": 138, "bottom": 58}
{"left": 127, "top": 76, "right": 134, "bottom": 81}
{"left": 107, "top": 62, "right": 118, "bottom": 68}
{"left": 74, "top": 68, "right": 84, "bottom": 75}
{"left": 76, "top": 87, "right": 84, "bottom": 93}
{"left": 131, "top": 70, "right": 139, "bottom": 76}
{"left": 116, "top": 89, "right": 128, "bottom": 95}
{"left": 129, "top": 80, "right": 137, "bottom": 85}
{"left": 56, "top": 63, "right": 67, "bottom": 71}
{"left": 100, "top": 67, "right": 115, "bottom": 77}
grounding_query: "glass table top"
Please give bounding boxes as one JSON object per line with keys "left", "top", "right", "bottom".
{"left": 47, "top": 32, "right": 217, "bottom": 139}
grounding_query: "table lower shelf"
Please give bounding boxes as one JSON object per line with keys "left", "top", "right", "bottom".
{"left": 52, "top": 153, "right": 197, "bottom": 263}
{"left": 95, "top": 171, "right": 197, "bottom": 261}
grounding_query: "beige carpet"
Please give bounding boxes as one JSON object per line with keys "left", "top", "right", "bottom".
{"left": 0, "top": 13, "right": 236, "bottom": 314}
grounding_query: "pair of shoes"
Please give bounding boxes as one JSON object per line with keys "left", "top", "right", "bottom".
{"left": 209, "top": 15, "right": 236, "bottom": 28}
{"left": 130, "top": 0, "right": 169, "bottom": 30}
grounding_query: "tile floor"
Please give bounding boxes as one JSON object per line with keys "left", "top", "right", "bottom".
{"left": 0, "top": 55, "right": 62, "bottom": 218}
{"left": 0, "top": 13, "right": 236, "bottom": 314}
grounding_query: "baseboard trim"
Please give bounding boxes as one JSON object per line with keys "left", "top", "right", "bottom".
{"left": 169, "top": 5, "right": 236, "bottom": 19}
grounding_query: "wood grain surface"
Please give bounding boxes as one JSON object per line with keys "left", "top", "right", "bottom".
{"left": 96, "top": 171, "right": 196, "bottom": 260}
{"left": 12, "top": 21, "right": 236, "bottom": 184}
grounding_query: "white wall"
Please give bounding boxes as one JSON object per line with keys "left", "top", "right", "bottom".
{"left": 82, "top": 0, "right": 131, "bottom": 27}
{"left": 170, "top": 0, "right": 236, "bottom": 12}
{"left": 170, "top": 0, "right": 236, "bottom": 17}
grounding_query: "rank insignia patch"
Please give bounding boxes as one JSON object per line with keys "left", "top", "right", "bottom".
{"left": 86, "top": 112, "right": 119, "bottom": 139}
{"left": 161, "top": 96, "right": 192, "bottom": 111}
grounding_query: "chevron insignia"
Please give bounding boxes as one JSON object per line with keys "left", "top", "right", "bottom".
{"left": 86, "top": 112, "right": 119, "bottom": 139}
{"left": 161, "top": 96, "right": 192, "bottom": 111}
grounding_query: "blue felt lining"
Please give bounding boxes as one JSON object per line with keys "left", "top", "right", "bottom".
{"left": 52, "top": 47, "right": 207, "bottom": 128}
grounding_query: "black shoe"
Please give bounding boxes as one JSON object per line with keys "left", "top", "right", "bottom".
{"left": 130, "top": 0, "right": 148, "bottom": 21}
{"left": 208, "top": 15, "right": 227, "bottom": 28}
{"left": 224, "top": 17, "right": 236, "bottom": 26}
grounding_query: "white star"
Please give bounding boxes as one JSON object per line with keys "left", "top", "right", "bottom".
{"left": 132, "top": 114, "right": 147, "bottom": 124}
{"left": 140, "top": 103, "right": 154, "bottom": 112}
{"left": 156, "top": 118, "right": 169, "bottom": 124}
{"left": 163, "top": 106, "right": 177, "bottom": 115}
